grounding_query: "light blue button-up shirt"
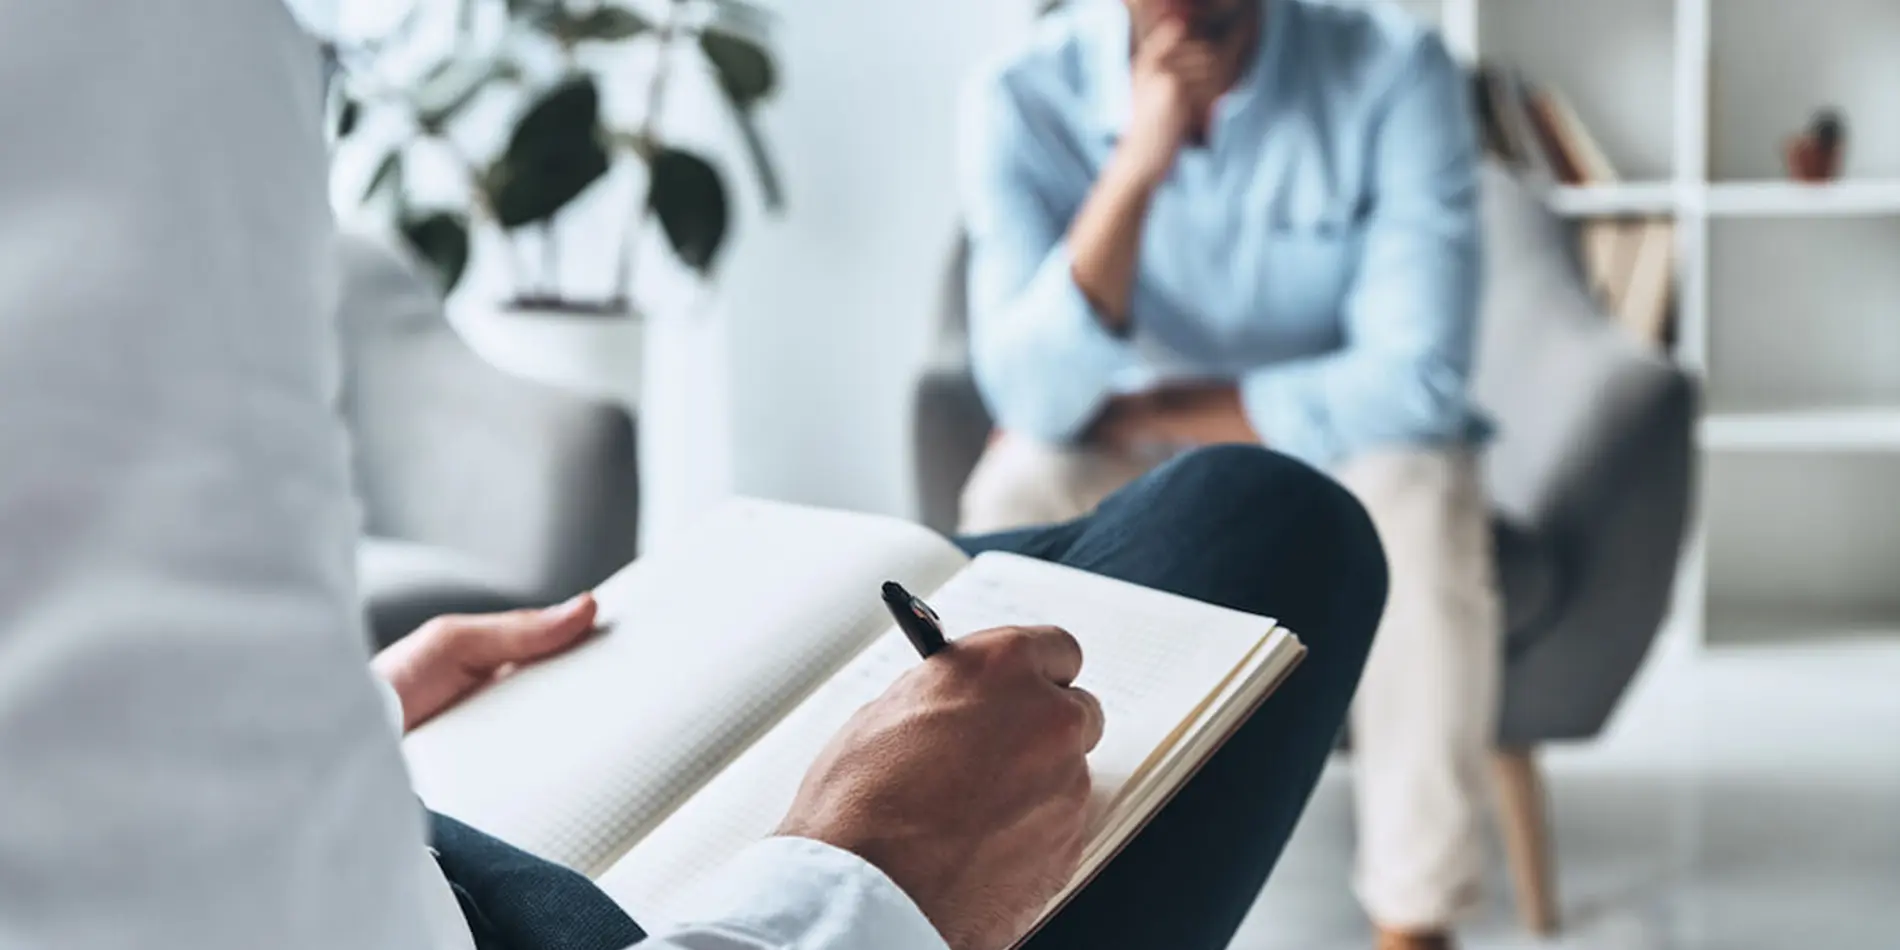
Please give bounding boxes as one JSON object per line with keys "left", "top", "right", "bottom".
{"left": 959, "top": 0, "right": 1488, "bottom": 469}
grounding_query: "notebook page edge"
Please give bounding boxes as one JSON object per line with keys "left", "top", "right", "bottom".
{"left": 1012, "top": 631, "right": 1306, "bottom": 948}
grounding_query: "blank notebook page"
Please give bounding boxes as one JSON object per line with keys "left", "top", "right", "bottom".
{"left": 402, "top": 500, "right": 966, "bottom": 876}
{"left": 598, "top": 552, "right": 1275, "bottom": 919}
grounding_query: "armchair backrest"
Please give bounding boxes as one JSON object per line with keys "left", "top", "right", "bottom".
{"left": 1466, "top": 165, "right": 1696, "bottom": 542}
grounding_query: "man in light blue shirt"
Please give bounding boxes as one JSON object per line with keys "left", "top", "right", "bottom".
{"left": 956, "top": 2, "right": 1502, "bottom": 946}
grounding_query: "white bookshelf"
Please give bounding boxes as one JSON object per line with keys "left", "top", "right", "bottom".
{"left": 1704, "top": 181, "right": 1900, "bottom": 218}
{"left": 1546, "top": 182, "right": 1679, "bottom": 217}
{"left": 1404, "top": 0, "right": 1900, "bottom": 645}
{"left": 1702, "top": 409, "right": 1900, "bottom": 453}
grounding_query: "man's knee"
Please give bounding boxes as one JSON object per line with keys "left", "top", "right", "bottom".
{"left": 1140, "top": 447, "right": 1388, "bottom": 603}
{"left": 1148, "top": 446, "right": 1374, "bottom": 537}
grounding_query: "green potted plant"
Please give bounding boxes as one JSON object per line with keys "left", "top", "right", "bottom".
{"left": 330, "top": 0, "right": 782, "bottom": 542}
{"left": 335, "top": 0, "right": 781, "bottom": 302}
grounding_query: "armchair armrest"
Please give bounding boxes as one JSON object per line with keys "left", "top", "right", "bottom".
{"left": 1495, "top": 342, "right": 1696, "bottom": 742}
{"left": 338, "top": 233, "right": 641, "bottom": 603}
{"left": 912, "top": 347, "right": 994, "bottom": 535}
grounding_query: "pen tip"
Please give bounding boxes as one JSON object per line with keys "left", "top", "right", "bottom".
{"left": 881, "top": 581, "right": 905, "bottom": 598}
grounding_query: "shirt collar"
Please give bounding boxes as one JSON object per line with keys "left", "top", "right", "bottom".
{"left": 1084, "top": 0, "right": 1283, "bottom": 143}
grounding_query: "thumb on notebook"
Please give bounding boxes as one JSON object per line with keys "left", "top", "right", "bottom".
{"left": 372, "top": 593, "right": 600, "bottom": 732}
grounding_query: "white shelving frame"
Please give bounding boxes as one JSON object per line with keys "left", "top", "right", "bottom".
{"left": 1422, "top": 0, "right": 1900, "bottom": 645}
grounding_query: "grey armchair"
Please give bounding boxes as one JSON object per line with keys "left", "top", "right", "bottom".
{"left": 911, "top": 165, "right": 1697, "bottom": 935}
{"left": 337, "top": 233, "right": 641, "bottom": 648}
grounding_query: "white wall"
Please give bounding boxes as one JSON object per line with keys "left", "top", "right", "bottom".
{"left": 720, "top": 0, "right": 1027, "bottom": 516}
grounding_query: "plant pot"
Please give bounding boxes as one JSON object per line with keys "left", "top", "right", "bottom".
{"left": 449, "top": 301, "right": 646, "bottom": 408}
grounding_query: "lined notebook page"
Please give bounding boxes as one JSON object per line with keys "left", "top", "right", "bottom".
{"left": 598, "top": 552, "right": 1277, "bottom": 918}
{"left": 402, "top": 500, "right": 967, "bottom": 876}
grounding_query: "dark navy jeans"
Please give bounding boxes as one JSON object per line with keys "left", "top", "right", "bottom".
{"left": 433, "top": 445, "right": 1388, "bottom": 950}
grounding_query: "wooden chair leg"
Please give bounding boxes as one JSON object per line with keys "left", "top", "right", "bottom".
{"left": 1491, "top": 746, "right": 1560, "bottom": 936}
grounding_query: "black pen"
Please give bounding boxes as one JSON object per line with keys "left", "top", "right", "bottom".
{"left": 882, "top": 581, "right": 949, "bottom": 659}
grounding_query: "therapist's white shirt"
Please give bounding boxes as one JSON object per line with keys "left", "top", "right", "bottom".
{"left": 0, "top": 2, "right": 946, "bottom": 948}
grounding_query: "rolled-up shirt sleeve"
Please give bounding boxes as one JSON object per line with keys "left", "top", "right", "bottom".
{"left": 957, "top": 68, "right": 1142, "bottom": 444}
{"left": 1240, "top": 35, "right": 1486, "bottom": 469}
{"left": 638, "top": 837, "right": 951, "bottom": 950}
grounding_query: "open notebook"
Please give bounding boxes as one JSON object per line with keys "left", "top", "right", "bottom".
{"left": 403, "top": 499, "right": 1303, "bottom": 942}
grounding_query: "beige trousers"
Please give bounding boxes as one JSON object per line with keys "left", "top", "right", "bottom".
{"left": 961, "top": 436, "right": 1502, "bottom": 930}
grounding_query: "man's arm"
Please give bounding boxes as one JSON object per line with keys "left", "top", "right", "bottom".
{"left": 1068, "top": 20, "right": 1211, "bottom": 329}
{"left": 1238, "top": 34, "right": 1483, "bottom": 469}
{"left": 962, "top": 22, "right": 1225, "bottom": 445}
{"left": 958, "top": 68, "right": 1142, "bottom": 445}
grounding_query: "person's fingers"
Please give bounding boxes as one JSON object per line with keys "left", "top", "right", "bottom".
{"left": 448, "top": 594, "right": 599, "bottom": 668}
{"left": 1138, "top": 17, "right": 1188, "bottom": 65}
{"left": 1164, "top": 42, "right": 1218, "bottom": 71}
{"left": 1069, "top": 686, "right": 1106, "bottom": 753}
{"left": 1016, "top": 625, "right": 1085, "bottom": 687}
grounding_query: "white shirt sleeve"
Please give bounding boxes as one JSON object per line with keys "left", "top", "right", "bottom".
{"left": 636, "top": 839, "right": 953, "bottom": 950}
{"left": 0, "top": 3, "right": 437, "bottom": 948}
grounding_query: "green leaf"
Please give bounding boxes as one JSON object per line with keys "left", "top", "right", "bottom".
{"left": 486, "top": 76, "right": 611, "bottom": 228}
{"left": 486, "top": 143, "right": 612, "bottom": 229}
{"left": 648, "top": 148, "right": 730, "bottom": 274}
{"left": 337, "top": 98, "right": 361, "bottom": 137}
{"left": 568, "top": 6, "right": 651, "bottom": 41}
{"left": 531, "top": 4, "right": 651, "bottom": 44}
{"left": 414, "top": 56, "right": 517, "bottom": 132}
{"left": 508, "top": 74, "right": 601, "bottom": 160}
{"left": 363, "top": 149, "right": 404, "bottom": 204}
{"left": 399, "top": 211, "right": 471, "bottom": 294}
{"left": 700, "top": 30, "right": 775, "bottom": 106}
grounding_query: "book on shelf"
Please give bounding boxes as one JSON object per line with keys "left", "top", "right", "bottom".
{"left": 1470, "top": 63, "right": 1674, "bottom": 346}
{"left": 1587, "top": 219, "right": 1641, "bottom": 316}
{"left": 1532, "top": 88, "right": 1620, "bottom": 186}
{"left": 403, "top": 499, "right": 1306, "bottom": 947}
{"left": 1616, "top": 219, "right": 1677, "bottom": 347}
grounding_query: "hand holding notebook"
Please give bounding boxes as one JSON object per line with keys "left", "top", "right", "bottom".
{"left": 403, "top": 500, "right": 1305, "bottom": 949}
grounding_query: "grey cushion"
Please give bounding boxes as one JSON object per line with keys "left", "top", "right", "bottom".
{"left": 335, "top": 232, "right": 640, "bottom": 612}
{"left": 357, "top": 537, "right": 534, "bottom": 648}
{"left": 1493, "top": 519, "right": 1562, "bottom": 650}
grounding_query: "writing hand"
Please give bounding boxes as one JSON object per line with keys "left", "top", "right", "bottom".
{"left": 776, "top": 626, "right": 1105, "bottom": 950}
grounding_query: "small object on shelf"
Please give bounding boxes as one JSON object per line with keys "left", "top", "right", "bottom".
{"left": 1784, "top": 109, "right": 1847, "bottom": 183}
